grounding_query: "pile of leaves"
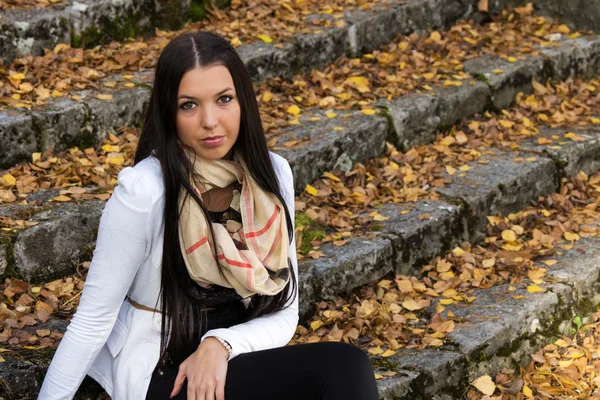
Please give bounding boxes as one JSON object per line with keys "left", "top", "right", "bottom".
{"left": 293, "top": 75, "right": 600, "bottom": 259}
{"left": 468, "top": 309, "right": 600, "bottom": 399}
{"left": 288, "top": 168, "right": 600, "bottom": 380}
{"left": 0, "top": 0, "right": 60, "bottom": 10}
{"left": 258, "top": 3, "right": 587, "bottom": 135}
{"left": 0, "top": 3, "right": 585, "bottom": 116}
{"left": 0, "top": 271, "right": 87, "bottom": 351}
{"left": 0, "top": 0, "right": 382, "bottom": 108}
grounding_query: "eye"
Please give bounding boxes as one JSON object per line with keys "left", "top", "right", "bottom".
{"left": 180, "top": 101, "right": 196, "bottom": 110}
{"left": 218, "top": 95, "right": 233, "bottom": 104}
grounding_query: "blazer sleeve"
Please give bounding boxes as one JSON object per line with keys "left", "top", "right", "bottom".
{"left": 200, "top": 154, "right": 300, "bottom": 360}
{"left": 38, "top": 166, "right": 156, "bottom": 399}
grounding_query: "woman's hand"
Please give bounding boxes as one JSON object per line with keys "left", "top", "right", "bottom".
{"left": 171, "top": 337, "right": 230, "bottom": 399}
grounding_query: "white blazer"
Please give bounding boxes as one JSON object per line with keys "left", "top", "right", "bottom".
{"left": 38, "top": 152, "right": 299, "bottom": 399}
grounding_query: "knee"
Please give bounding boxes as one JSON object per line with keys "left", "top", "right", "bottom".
{"left": 328, "top": 342, "right": 373, "bottom": 371}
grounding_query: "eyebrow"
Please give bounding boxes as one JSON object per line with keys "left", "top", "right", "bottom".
{"left": 178, "top": 87, "right": 234, "bottom": 100}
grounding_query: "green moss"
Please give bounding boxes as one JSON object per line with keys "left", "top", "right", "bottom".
{"left": 471, "top": 72, "right": 489, "bottom": 84}
{"left": 188, "top": 2, "right": 209, "bottom": 21}
{"left": 0, "top": 230, "right": 20, "bottom": 279}
{"left": 71, "top": 25, "right": 102, "bottom": 48}
{"left": 370, "top": 356, "right": 399, "bottom": 371}
{"left": 71, "top": 11, "right": 144, "bottom": 49}
{"left": 295, "top": 213, "right": 326, "bottom": 256}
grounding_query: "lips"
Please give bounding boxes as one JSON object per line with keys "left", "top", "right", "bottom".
{"left": 201, "top": 136, "right": 225, "bottom": 147}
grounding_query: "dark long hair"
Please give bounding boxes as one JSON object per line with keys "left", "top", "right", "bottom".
{"left": 133, "top": 31, "right": 297, "bottom": 365}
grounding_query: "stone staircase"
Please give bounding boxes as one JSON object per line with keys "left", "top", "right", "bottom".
{"left": 1, "top": 0, "right": 600, "bottom": 398}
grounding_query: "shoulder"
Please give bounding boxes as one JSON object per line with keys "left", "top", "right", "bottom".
{"left": 269, "top": 151, "right": 293, "bottom": 184}
{"left": 115, "top": 155, "right": 164, "bottom": 206}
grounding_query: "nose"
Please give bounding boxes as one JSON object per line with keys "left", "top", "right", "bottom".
{"left": 201, "top": 105, "right": 218, "bottom": 130}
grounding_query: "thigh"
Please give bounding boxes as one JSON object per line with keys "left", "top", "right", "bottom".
{"left": 146, "top": 342, "right": 379, "bottom": 400}
{"left": 225, "top": 341, "right": 378, "bottom": 400}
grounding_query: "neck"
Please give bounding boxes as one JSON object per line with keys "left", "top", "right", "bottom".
{"left": 222, "top": 148, "right": 235, "bottom": 161}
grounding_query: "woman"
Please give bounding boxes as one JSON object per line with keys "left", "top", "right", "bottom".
{"left": 38, "top": 31, "right": 380, "bottom": 400}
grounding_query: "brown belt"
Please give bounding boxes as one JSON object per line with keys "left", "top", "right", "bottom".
{"left": 126, "top": 296, "right": 216, "bottom": 314}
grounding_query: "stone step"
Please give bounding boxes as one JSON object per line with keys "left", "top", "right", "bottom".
{"left": 484, "top": 0, "right": 600, "bottom": 33}
{"left": 0, "top": 0, "right": 478, "bottom": 170}
{"left": 2, "top": 129, "right": 600, "bottom": 398}
{"left": 0, "top": 0, "right": 224, "bottom": 65}
{"left": 297, "top": 125, "right": 600, "bottom": 319}
{"left": 376, "top": 234, "right": 600, "bottom": 398}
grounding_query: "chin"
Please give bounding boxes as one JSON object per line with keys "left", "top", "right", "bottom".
{"left": 198, "top": 147, "right": 233, "bottom": 161}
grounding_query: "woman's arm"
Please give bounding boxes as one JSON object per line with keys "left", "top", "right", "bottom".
{"left": 200, "top": 155, "right": 299, "bottom": 360}
{"left": 38, "top": 166, "right": 158, "bottom": 399}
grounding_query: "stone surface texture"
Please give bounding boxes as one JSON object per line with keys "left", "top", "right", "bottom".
{"left": 13, "top": 201, "right": 104, "bottom": 282}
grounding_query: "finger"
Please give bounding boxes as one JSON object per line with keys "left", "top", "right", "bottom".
{"left": 171, "top": 367, "right": 187, "bottom": 398}
{"left": 216, "top": 383, "right": 225, "bottom": 400}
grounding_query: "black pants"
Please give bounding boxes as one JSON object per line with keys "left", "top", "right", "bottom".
{"left": 145, "top": 301, "right": 379, "bottom": 400}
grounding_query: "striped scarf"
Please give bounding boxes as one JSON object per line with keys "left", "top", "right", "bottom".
{"left": 178, "top": 147, "right": 290, "bottom": 299}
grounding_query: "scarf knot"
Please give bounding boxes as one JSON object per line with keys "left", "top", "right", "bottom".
{"left": 178, "top": 148, "right": 290, "bottom": 299}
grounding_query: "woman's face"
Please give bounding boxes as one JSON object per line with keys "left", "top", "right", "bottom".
{"left": 176, "top": 64, "right": 241, "bottom": 160}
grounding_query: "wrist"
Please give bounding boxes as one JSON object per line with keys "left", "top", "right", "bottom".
{"left": 204, "top": 336, "right": 232, "bottom": 360}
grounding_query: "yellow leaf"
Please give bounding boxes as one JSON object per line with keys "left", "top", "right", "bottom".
{"left": 52, "top": 195, "right": 71, "bottom": 202}
{"left": 564, "top": 232, "right": 580, "bottom": 241}
{"left": 402, "top": 299, "right": 425, "bottom": 311}
{"left": 9, "top": 73, "right": 25, "bottom": 80}
{"left": 257, "top": 35, "right": 273, "bottom": 43}
{"left": 446, "top": 165, "right": 456, "bottom": 175}
{"left": 452, "top": 247, "right": 464, "bottom": 256}
{"left": 323, "top": 172, "right": 340, "bottom": 182}
{"left": 471, "top": 375, "right": 496, "bottom": 396}
{"left": 373, "top": 213, "right": 390, "bottom": 222}
{"left": 103, "top": 81, "right": 117, "bottom": 88}
{"left": 305, "top": 184, "right": 318, "bottom": 196}
{"left": 499, "top": 119, "right": 514, "bottom": 128}
{"left": 19, "top": 82, "right": 33, "bottom": 92}
{"left": 523, "top": 385, "right": 533, "bottom": 398}
{"left": 32, "top": 153, "right": 41, "bottom": 163}
{"left": 123, "top": 82, "right": 135, "bottom": 88}
{"left": 53, "top": 43, "right": 69, "bottom": 54}
{"left": 527, "top": 285, "right": 545, "bottom": 293}
{"left": 443, "top": 80, "right": 462, "bottom": 87}
{"left": 430, "top": 31, "right": 442, "bottom": 42}
{"left": 326, "top": 112, "right": 337, "bottom": 119}
{"left": 528, "top": 268, "right": 546, "bottom": 283}
{"left": 287, "top": 105, "right": 301, "bottom": 115}
{"left": 502, "top": 230, "right": 517, "bottom": 242}
{"left": 493, "top": 68, "right": 504, "bottom": 74}
{"left": 122, "top": 74, "right": 134, "bottom": 79}
{"left": 361, "top": 109, "right": 376, "bottom": 115}
{"left": 1, "top": 174, "right": 16, "bottom": 186}
{"left": 96, "top": 94, "right": 114, "bottom": 101}
{"left": 106, "top": 152, "right": 125, "bottom": 165}
{"left": 381, "top": 349, "right": 397, "bottom": 357}
{"left": 310, "top": 320, "right": 323, "bottom": 330}
{"left": 368, "top": 346, "right": 383, "bottom": 355}
{"left": 507, "top": 56, "right": 518, "bottom": 63}
{"left": 542, "top": 259, "right": 557, "bottom": 266}
{"left": 262, "top": 91, "right": 273, "bottom": 103}
{"left": 374, "top": 373, "right": 383, "bottom": 380}
{"left": 458, "top": 165, "right": 470, "bottom": 172}
{"left": 557, "top": 24, "right": 570, "bottom": 34}
{"left": 51, "top": 90, "right": 65, "bottom": 98}
{"left": 346, "top": 76, "right": 369, "bottom": 87}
